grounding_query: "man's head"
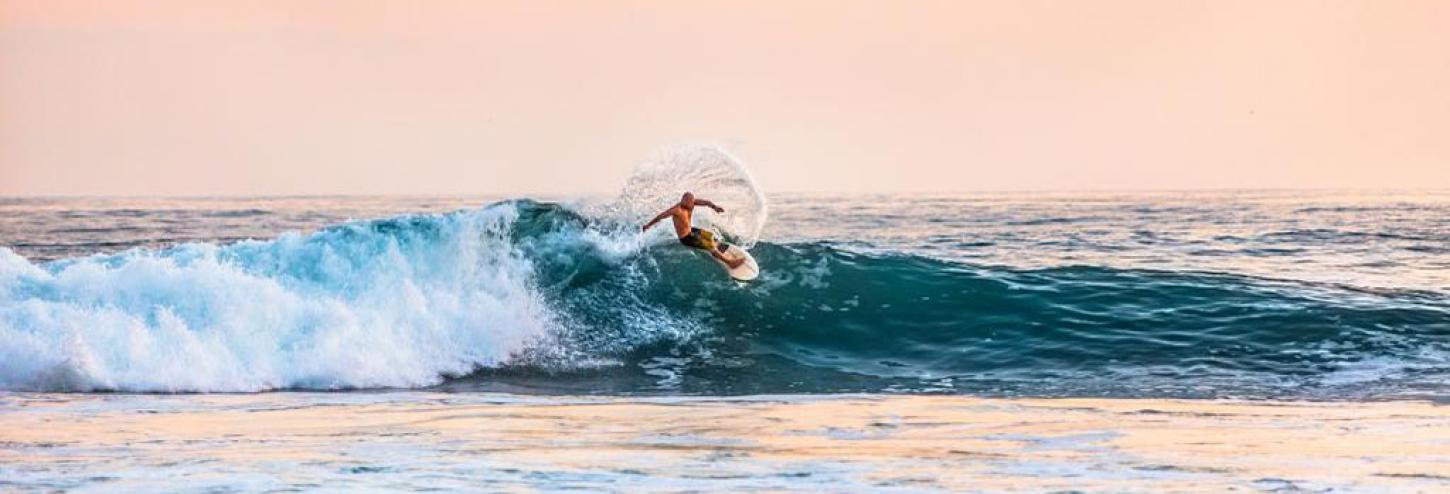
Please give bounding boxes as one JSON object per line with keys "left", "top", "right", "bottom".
{"left": 680, "top": 192, "right": 695, "bottom": 208}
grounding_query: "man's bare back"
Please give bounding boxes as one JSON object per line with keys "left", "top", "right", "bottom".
{"left": 641, "top": 192, "right": 745, "bottom": 269}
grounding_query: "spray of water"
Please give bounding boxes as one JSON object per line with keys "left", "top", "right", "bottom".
{"left": 603, "top": 144, "right": 769, "bottom": 247}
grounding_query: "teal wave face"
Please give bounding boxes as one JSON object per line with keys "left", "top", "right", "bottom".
{"left": 460, "top": 201, "right": 1450, "bottom": 399}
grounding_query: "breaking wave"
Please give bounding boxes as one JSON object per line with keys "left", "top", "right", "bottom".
{"left": 2, "top": 199, "right": 1447, "bottom": 398}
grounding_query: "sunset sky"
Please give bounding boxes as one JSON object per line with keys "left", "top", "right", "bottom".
{"left": 2, "top": 1, "right": 1447, "bottom": 196}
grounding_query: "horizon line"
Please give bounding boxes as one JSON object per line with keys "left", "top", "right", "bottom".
{"left": 3, "top": 185, "right": 1449, "bottom": 201}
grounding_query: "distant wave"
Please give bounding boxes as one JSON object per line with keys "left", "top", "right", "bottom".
{"left": 3, "top": 200, "right": 1448, "bottom": 397}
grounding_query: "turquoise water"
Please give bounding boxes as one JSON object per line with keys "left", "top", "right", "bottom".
{"left": 2, "top": 190, "right": 1447, "bottom": 400}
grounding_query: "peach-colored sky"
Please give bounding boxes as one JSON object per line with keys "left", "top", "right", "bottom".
{"left": 1, "top": 1, "right": 1446, "bottom": 196}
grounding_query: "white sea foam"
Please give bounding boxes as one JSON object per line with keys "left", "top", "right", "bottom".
{"left": 0, "top": 203, "right": 558, "bottom": 392}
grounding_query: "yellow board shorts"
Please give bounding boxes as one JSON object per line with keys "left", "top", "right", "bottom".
{"left": 679, "top": 227, "right": 720, "bottom": 251}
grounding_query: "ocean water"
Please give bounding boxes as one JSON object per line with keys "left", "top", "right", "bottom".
{"left": 2, "top": 186, "right": 1447, "bottom": 400}
{"left": 4, "top": 148, "right": 1450, "bottom": 492}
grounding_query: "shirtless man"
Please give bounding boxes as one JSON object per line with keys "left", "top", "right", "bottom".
{"left": 641, "top": 192, "right": 746, "bottom": 268}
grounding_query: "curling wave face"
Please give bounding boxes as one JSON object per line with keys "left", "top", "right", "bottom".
{"left": 3, "top": 199, "right": 1448, "bottom": 399}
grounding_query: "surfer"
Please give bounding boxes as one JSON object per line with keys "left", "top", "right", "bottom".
{"left": 642, "top": 192, "right": 746, "bottom": 268}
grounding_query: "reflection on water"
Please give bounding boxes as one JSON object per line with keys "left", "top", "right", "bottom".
{"left": 1, "top": 392, "right": 1447, "bottom": 492}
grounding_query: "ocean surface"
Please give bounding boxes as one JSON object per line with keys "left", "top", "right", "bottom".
{"left": 2, "top": 186, "right": 1447, "bottom": 401}
{"left": 4, "top": 147, "right": 1450, "bottom": 492}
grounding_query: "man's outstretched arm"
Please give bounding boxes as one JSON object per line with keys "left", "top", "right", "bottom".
{"left": 694, "top": 199, "right": 725, "bottom": 213}
{"left": 641, "top": 207, "right": 675, "bottom": 231}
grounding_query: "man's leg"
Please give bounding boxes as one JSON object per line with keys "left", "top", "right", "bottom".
{"left": 709, "top": 249, "right": 745, "bottom": 269}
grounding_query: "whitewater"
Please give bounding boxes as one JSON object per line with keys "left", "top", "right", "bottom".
{"left": 1, "top": 150, "right": 1448, "bottom": 399}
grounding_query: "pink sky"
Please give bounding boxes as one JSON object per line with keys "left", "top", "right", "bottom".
{"left": 1, "top": 1, "right": 1447, "bottom": 195}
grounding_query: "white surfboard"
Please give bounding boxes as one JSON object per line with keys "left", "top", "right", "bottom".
{"left": 713, "top": 243, "right": 759, "bottom": 281}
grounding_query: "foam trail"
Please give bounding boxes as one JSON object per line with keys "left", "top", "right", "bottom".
{"left": 0, "top": 203, "right": 555, "bottom": 392}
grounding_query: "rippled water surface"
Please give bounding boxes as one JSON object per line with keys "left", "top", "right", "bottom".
{"left": 768, "top": 190, "right": 1450, "bottom": 292}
